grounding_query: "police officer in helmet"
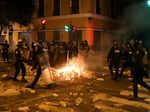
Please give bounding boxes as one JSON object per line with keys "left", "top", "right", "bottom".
{"left": 13, "top": 43, "right": 27, "bottom": 82}
{"left": 107, "top": 40, "right": 121, "bottom": 80}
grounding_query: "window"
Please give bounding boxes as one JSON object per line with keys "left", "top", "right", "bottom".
{"left": 53, "top": 0, "right": 60, "bottom": 16}
{"left": 96, "top": 0, "right": 101, "bottom": 14}
{"left": 38, "top": 0, "right": 44, "bottom": 17}
{"left": 111, "top": 0, "right": 115, "bottom": 18}
{"left": 71, "top": 0, "right": 79, "bottom": 14}
{"left": 53, "top": 31, "right": 60, "bottom": 41}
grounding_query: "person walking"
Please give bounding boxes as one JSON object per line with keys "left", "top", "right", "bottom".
{"left": 26, "top": 43, "right": 56, "bottom": 89}
{"left": 13, "top": 44, "right": 27, "bottom": 82}
{"left": 132, "top": 42, "right": 150, "bottom": 98}
{"left": 107, "top": 40, "right": 121, "bottom": 80}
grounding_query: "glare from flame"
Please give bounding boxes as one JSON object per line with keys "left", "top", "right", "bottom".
{"left": 42, "top": 56, "right": 86, "bottom": 83}
{"left": 56, "top": 58, "right": 84, "bottom": 81}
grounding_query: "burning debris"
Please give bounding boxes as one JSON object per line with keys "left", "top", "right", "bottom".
{"left": 42, "top": 57, "right": 88, "bottom": 83}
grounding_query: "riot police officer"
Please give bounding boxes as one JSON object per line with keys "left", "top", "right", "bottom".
{"left": 2, "top": 43, "right": 9, "bottom": 62}
{"left": 120, "top": 43, "right": 134, "bottom": 77}
{"left": 26, "top": 43, "right": 56, "bottom": 89}
{"left": 13, "top": 44, "right": 27, "bottom": 82}
{"left": 107, "top": 40, "right": 121, "bottom": 80}
{"left": 132, "top": 42, "right": 150, "bottom": 98}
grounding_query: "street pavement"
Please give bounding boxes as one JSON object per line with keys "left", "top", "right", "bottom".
{"left": 0, "top": 62, "right": 150, "bottom": 112}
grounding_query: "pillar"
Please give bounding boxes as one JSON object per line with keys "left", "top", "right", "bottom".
{"left": 82, "top": 30, "right": 94, "bottom": 47}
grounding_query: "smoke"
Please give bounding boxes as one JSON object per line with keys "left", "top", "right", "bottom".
{"left": 124, "top": 3, "right": 150, "bottom": 30}
{"left": 120, "top": 1, "right": 150, "bottom": 48}
{"left": 84, "top": 51, "right": 107, "bottom": 72}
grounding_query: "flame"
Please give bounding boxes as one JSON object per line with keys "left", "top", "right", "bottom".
{"left": 56, "top": 59, "right": 83, "bottom": 81}
{"left": 56, "top": 63, "right": 81, "bottom": 80}
{"left": 41, "top": 56, "right": 86, "bottom": 82}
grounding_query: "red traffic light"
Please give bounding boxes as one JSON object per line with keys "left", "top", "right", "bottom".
{"left": 72, "top": 26, "right": 77, "bottom": 32}
{"left": 41, "top": 19, "right": 47, "bottom": 25}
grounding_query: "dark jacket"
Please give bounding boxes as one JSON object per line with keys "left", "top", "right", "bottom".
{"left": 107, "top": 46, "right": 121, "bottom": 65}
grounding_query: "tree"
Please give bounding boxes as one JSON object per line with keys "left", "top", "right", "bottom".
{"left": 0, "top": 0, "right": 35, "bottom": 35}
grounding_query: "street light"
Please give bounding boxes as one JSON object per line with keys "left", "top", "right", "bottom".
{"left": 146, "top": 0, "right": 150, "bottom": 6}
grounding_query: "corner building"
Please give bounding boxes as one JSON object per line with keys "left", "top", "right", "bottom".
{"left": 32, "top": 0, "right": 122, "bottom": 50}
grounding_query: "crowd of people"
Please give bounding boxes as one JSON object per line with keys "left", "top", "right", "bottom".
{"left": 107, "top": 39, "right": 150, "bottom": 98}
{"left": 0, "top": 38, "right": 150, "bottom": 98}
{"left": 12, "top": 40, "right": 90, "bottom": 89}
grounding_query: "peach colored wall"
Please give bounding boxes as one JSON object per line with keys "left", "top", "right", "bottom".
{"left": 82, "top": 30, "right": 94, "bottom": 47}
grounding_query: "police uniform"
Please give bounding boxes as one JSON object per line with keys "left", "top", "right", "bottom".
{"left": 14, "top": 45, "right": 27, "bottom": 82}
{"left": 26, "top": 45, "right": 55, "bottom": 89}
{"left": 132, "top": 47, "right": 150, "bottom": 98}
{"left": 120, "top": 44, "right": 134, "bottom": 77}
{"left": 2, "top": 44, "right": 9, "bottom": 62}
{"left": 107, "top": 43, "right": 121, "bottom": 80}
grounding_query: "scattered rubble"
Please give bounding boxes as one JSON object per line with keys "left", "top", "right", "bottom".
{"left": 144, "top": 98, "right": 150, "bottom": 103}
{"left": 20, "top": 88, "right": 36, "bottom": 94}
{"left": 0, "top": 89, "right": 20, "bottom": 96}
{"left": 69, "top": 92, "right": 73, "bottom": 96}
{"left": 18, "top": 106, "right": 29, "bottom": 112}
{"left": 80, "top": 93, "right": 84, "bottom": 96}
{"left": 92, "top": 93, "right": 108, "bottom": 102}
{"left": 59, "top": 101, "right": 67, "bottom": 107}
{"left": 94, "top": 101, "right": 129, "bottom": 112}
{"left": 120, "top": 90, "right": 132, "bottom": 96}
{"left": 73, "top": 92, "right": 78, "bottom": 97}
{"left": 52, "top": 93, "right": 59, "bottom": 97}
{"left": 96, "top": 78, "right": 104, "bottom": 81}
{"left": 38, "top": 104, "right": 51, "bottom": 112}
{"left": 113, "top": 103, "right": 124, "bottom": 107}
{"left": 75, "top": 97, "right": 83, "bottom": 106}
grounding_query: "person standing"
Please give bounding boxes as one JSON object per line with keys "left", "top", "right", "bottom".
{"left": 107, "top": 40, "right": 121, "bottom": 80}
{"left": 13, "top": 44, "right": 27, "bottom": 82}
{"left": 2, "top": 42, "right": 9, "bottom": 62}
{"left": 132, "top": 42, "right": 150, "bottom": 98}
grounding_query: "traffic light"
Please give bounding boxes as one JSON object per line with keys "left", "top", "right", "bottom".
{"left": 41, "top": 19, "right": 46, "bottom": 30}
{"left": 64, "top": 25, "right": 70, "bottom": 32}
{"left": 41, "top": 19, "right": 47, "bottom": 25}
{"left": 64, "top": 24, "right": 77, "bottom": 32}
{"left": 72, "top": 26, "right": 77, "bottom": 32}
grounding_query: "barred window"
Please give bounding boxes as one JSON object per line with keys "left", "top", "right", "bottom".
{"left": 38, "top": 0, "right": 44, "bottom": 17}
{"left": 71, "top": 0, "right": 79, "bottom": 14}
{"left": 96, "top": 0, "right": 101, "bottom": 14}
{"left": 53, "top": 0, "right": 60, "bottom": 16}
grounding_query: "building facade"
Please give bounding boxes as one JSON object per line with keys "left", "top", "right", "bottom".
{"left": 16, "top": 0, "right": 122, "bottom": 51}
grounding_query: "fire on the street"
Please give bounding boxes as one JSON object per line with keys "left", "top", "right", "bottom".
{"left": 56, "top": 63, "right": 81, "bottom": 81}
{"left": 42, "top": 57, "right": 88, "bottom": 82}
{"left": 56, "top": 58, "right": 84, "bottom": 81}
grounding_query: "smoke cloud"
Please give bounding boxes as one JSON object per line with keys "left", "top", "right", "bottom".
{"left": 120, "top": 1, "right": 150, "bottom": 48}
